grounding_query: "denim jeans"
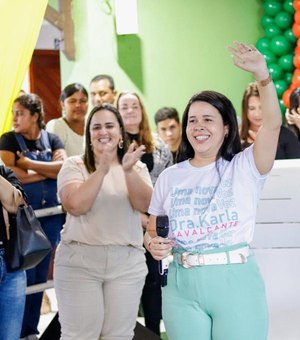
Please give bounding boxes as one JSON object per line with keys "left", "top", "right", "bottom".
{"left": 0, "top": 248, "right": 26, "bottom": 340}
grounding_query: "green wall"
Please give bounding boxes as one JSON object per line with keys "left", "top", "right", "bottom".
{"left": 57, "top": 0, "right": 262, "bottom": 127}
{"left": 48, "top": 0, "right": 58, "bottom": 10}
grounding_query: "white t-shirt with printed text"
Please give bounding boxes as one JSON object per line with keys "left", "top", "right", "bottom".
{"left": 148, "top": 145, "right": 268, "bottom": 252}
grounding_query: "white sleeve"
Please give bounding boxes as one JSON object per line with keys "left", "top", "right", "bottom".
{"left": 134, "top": 160, "right": 153, "bottom": 187}
{"left": 57, "top": 157, "right": 86, "bottom": 197}
{"left": 238, "top": 144, "right": 269, "bottom": 181}
{"left": 46, "top": 119, "right": 67, "bottom": 146}
{"left": 148, "top": 171, "right": 166, "bottom": 216}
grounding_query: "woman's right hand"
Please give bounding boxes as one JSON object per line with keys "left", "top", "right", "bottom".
{"left": 228, "top": 41, "right": 269, "bottom": 81}
{"left": 96, "top": 143, "right": 114, "bottom": 175}
{"left": 148, "top": 236, "right": 174, "bottom": 261}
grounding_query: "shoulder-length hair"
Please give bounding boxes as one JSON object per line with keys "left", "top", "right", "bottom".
{"left": 177, "top": 90, "right": 241, "bottom": 162}
{"left": 83, "top": 104, "right": 128, "bottom": 173}
{"left": 240, "top": 82, "right": 259, "bottom": 142}
{"left": 116, "top": 91, "right": 155, "bottom": 153}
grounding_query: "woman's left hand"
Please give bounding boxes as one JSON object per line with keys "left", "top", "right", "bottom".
{"left": 228, "top": 41, "right": 269, "bottom": 80}
{"left": 52, "top": 149, "right": 66, "bottom": 161}
{"left": 148, "top": 236, "right": 174, "bottom": 261}
{"left": 122, "top": 142, "right": 146, "bottom": 172}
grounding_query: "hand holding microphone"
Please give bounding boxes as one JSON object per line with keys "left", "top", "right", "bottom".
{"left": 156, "top": 215, "right": 173, "bottom": 287}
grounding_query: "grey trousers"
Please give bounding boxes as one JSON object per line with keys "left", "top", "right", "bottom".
{"left": 54, "top": 242, "right": 147, "bottom": 340}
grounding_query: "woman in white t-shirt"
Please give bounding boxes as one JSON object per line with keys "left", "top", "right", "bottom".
{"left": 144, "top": 42, "right": 282, "bottom": 340}
{"left": 54, "top": 104, "right": 153, "bottom": 340}
{"left": 46, "top": 83, "right": 88, "bottom": 156}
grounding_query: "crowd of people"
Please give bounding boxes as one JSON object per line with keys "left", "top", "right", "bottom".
{"left": 1, "top": 42, "right": 300, "bottom": 340}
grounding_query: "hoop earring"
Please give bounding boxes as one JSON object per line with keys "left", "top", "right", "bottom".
{"left": 118, "top": 138, "right": 124, "bottom": 149}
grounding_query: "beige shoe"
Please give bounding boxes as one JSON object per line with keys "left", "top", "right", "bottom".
{"left": 40, "top": 291, "right": 51, "bottom": 315}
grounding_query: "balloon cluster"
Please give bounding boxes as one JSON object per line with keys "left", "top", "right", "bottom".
{"left": 256, "top": 0, "right": 296, "bottom": 113}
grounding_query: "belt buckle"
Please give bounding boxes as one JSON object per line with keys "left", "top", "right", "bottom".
{"left": 239, "top": 253, "right": 248, "bottom": 264}
{"left": 181, "top": 252, "right": 192, "bottom": 268}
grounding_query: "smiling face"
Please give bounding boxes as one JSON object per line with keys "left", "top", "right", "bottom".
{"left": 186, "top": 101, "right": 228, "bottom": 163}
{"left": 61, "top": 91, "right": 88, "bottom": 123}
{"left": 12, "top": 102, "right": 38, "bottom": 134}
{"left": 247, "top": 95, "right": 262, "bottom": 132}
{"left": 117, "top": 93, "right": 142, "bottom": 133}
{"left": 89, "top": 109, "right": 122, "bottom": 155}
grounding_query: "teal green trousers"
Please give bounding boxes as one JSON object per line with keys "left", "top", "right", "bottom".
{"left": 162, "top": 245, "right": 268, "bottom": 340}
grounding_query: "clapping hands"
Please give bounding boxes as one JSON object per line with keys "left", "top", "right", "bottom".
{"left": 122, "top": 141, "right": 146, "bottom": 172}
{"left": 97, "top": 143, "right": 116, "bottom": 175}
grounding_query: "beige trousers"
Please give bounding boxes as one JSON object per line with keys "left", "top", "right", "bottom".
{"left": 54, "top": 242, "right": 147, "bottom": 340}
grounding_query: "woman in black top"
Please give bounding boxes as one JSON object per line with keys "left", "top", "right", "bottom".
{"left": 0, "top": 94, "right": 67, "bottom": 339}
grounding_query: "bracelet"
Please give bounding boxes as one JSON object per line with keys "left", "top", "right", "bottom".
{"left": 257, "top": 74, "right": 272, "bottom": 87}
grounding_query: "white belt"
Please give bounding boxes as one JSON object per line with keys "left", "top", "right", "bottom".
{"left": 177, "top": 246, "right": 250, "bottom": 268}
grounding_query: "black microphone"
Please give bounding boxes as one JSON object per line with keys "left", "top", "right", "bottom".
{"left": 156, "top": 215, "right": 170, "bottom": 287}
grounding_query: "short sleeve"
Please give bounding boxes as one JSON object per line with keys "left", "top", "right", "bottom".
{"left": 134, "top": 160, "right": 153, "bottom": 188}
{"left": 46, "top": 119, "right": 67, "bottom": 146}
{"left": 0, "top": 132, "right": 20, "bottom": 155}
{"left": 57, "top": 156, "right": 87, "bottom": 196}
{"left": 237, "top": 144, "right": 269, "bottom": 181}
{"left": 47, "top": 131, "right": 64, "bottom": 151}
{"left": 148, "top": 170, "right": 166, "bottom": 216}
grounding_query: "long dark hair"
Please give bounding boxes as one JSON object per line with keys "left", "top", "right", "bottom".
{"left": 83, "top": 104, "right": 128, "bottom": 173}
{"left": 177, "top": 90, "right": 241, "bottom": 163}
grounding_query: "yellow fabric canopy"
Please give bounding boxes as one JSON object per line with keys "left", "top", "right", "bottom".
{"left": 0, "top": 0, "right": 48, "bottom": 135}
